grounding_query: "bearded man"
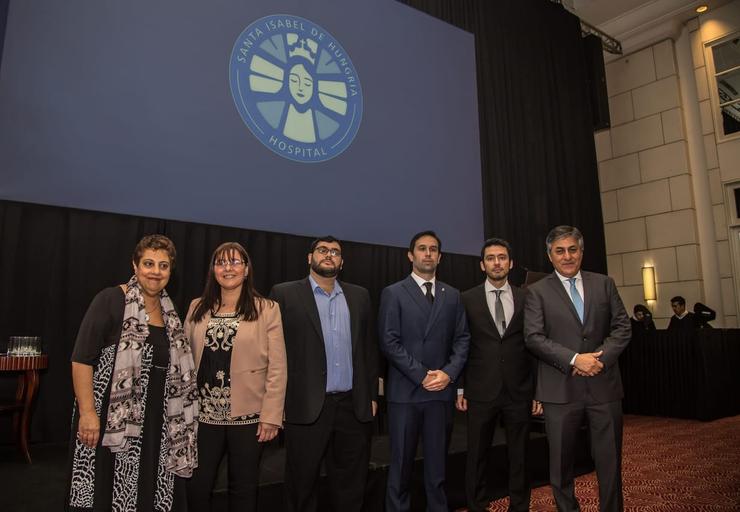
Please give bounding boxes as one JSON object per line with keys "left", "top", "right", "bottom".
{"left": 269, "top": 236, "right": 378, "bottom": 512}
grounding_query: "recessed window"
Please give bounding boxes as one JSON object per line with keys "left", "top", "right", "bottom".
{"left": 712, "top": 37, "right": 740, "bottom": 136}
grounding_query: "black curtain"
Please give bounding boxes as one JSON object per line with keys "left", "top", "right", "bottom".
{"left": 0, "top": 200, "right": 481, "bottom": 443}
{"left": 402, "top": 0, "right": 607, "bottom": 274}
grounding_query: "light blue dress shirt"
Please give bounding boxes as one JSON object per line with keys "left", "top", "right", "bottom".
{"left": 309, "top": 276, "right": 353, "bottom": 393}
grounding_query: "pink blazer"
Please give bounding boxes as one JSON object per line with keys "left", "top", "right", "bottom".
{"left": 185, "top": 298, "right": 287, "bottom": 426}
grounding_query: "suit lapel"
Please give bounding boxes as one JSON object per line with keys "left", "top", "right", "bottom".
{"left": 341, "top": 281, "right": 359, "bottom": 358}
{"left": 424, "top": 282, "right": 446, "bottom": 338}
{"left": 402, "top": 276, "right": 431, "bottom": 315}
{"left": 478, "top": 284, "right": 501, "bottom": 340}
{"left": 581, "top": 272, "right": 593, "bottom": 325}
{"left": 298, "top": 278, "right": 324, "bottom": 342}
{"left": 547, "top": 273, "right": 583, "bottom": 325}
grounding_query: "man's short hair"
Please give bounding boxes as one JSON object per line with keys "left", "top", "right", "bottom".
{"left": 670, "top": 296, "right": 686, "bottom": 306}
{"left": 545, "top": 225, "right": 584, "bottom": 253}
{"left": 409, "top": 230, "right": 442, "bottom": 253}
{"left": 480, "top": 237, "right": 512, "bottom": 260}
{"left": 309, "top": 236, "right": 341, "bottom": 253}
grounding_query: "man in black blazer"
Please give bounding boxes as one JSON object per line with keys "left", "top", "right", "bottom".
{"left": 524, "top": 226, "right": 630, "bottom": 512}
{"left": 269, "top": 236, "right": 378, "bottom": 512}
{"left": 378, "top": 230, "right": 470, "bottom": 512}
{"left": 458, "top": 238, "right": 542, "bottom": 512}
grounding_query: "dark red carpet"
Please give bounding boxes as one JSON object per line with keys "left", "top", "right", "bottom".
{"left": 466, "top": 414, "right": 740, "bottom": 511}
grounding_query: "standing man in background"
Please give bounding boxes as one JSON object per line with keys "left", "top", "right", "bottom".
{"left": 524, "top": 225, "right": 630, "bottom": 512}
{"left": 378, "top": 230, "right": 470, "bottom": 512}
{"left": 269, "top": 236, "right": 378, "bottom": 512}
{"left": 458, "top": 238, "right": 541, "bottom": 512}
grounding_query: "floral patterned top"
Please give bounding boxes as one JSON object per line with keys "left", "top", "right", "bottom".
{"left": 197, "top": 312, "right": 260, "bottom": 425}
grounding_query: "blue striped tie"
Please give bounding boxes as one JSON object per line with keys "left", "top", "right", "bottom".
{"left": 569, "top": 278, "right": 584, "bottom": 322}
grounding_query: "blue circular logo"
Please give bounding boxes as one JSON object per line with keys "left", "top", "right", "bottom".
{"left": 229, "top": 15, "right": 363, "bottom": 163}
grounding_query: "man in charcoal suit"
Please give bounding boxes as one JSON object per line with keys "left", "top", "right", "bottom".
{"left": 457, "top": 238, "right": 542, "bottom": 512}
{"left": 524, "top": 226, "right": 631, "bottom": 512}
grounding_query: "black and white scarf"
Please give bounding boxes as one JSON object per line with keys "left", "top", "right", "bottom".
{"left": 101, "top": 275, "right": 198, "bottom": 477}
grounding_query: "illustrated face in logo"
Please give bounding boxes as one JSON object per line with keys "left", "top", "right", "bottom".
{"left": 229, "top": 16, "right": 363, "bottom": 163}
{"left": 289, "top": 64, "right": 313, "bottom": 105}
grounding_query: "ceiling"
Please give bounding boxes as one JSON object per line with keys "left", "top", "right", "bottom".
{"left": 560, "top": 0, "right": 736, "bottom": 56}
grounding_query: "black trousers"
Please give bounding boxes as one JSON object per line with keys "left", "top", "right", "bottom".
{"left": 543, "top": 399, "right": 623, "bottom": 512}
{"left": 186, "top": 422, "right": 263, "bottom": 512}
{"left": 465, "top": 393, "right": 531, "bottom": 512}
{"left": 283, "top": 391, "right": 373, "bottom": 512}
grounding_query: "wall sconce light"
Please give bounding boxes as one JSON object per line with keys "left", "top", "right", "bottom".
{"left": 642, "top": 266, "right": 656, "bottom": 301}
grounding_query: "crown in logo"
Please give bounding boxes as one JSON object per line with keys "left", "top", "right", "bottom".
{"left": 287, "top": 34, "right": 318, "bottom": 65}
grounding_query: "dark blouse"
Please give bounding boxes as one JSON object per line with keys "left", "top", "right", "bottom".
{"left": 71, "top": 286, "right": 168, "bottom": 367}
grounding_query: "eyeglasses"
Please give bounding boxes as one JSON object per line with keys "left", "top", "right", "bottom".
{"left": 315, "top": 247, "right": 341, "bottom": 257}
{"left": 214, "top": 258, "right": 246, "bottom": 268}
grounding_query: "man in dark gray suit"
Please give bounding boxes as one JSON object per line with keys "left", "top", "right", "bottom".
{"left": 524, "top": 226, "right": 630, "bottom": 512}
{"left": 458, "top": 238, "right": 541, "bottom": 512}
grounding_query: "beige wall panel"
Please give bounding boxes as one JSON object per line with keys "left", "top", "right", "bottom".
{"left": 605, "top": 218, "right": 648, "bottom": 254}
{"left": 639, "top": 141, "right": 689, "bottom": 182}
{"left": 695, "top": 66, "right": 709, "bottom": 101}
{"left": 669, "top": 175, "right": 694, "bottom": 210}
{"left": 661, "top": 108, "right": 684, "bottom": 144}
{"left": 622, "top": 247, "right": 678, "bottom": 285}
{"left": 721, "top": 277, "right": 738, "bottom": 317}
{"left": 653, "top": 39, "right": 676, "bottom": 79}
{"left": 632, "top": 77, "right": 681, "bottom": 119}
{"left": 609, "top": 92, "right": 634, "bottom": 126}
{"left": 646, "top": 210, "right": 697, "bottom": 248}
{"left": 691, "top": 29, "right": 705, "bottom": 68}
{"left": 607, "top": 254, "right": 624, "bottom": 286}
{"left": 617, "top": 180, "right": 672, "bottom": 219}
{"left": 599, "top": 154, "right": 641, "bottom": 191}
{"left": 699, "top": 100, "right": 714, "bottom": 135}
{"left": 704, "top": 134, "right": 719, "bottom": 169}
{"left": 606, "top": 47, "right": 656, "bottom": 96}
{"left": 676, "top": 244, "right": 701, "bottom": 281}
{"left": 594, "top": 130, "right": 613, "bottom": 162}
{"left": 717, "top": 239, "right": 732, "bottom": 277}
{"left": 611, "top": 115, "right": 664, "bottom": 157}
{"left": 714, "top": 203, "right": 728, "bottom": 241}
{"left": 708, "top": 168, "right": 723, "bottom": 204}
{"left": 717, "top": 138, "right": 740, "bottom": 182}
{"left": 601, "top": 191, "right": 619, "bottom": 223}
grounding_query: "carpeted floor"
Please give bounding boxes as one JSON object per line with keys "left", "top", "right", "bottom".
{"left": 482, "top": 414, "right": 740, "bottom": 511}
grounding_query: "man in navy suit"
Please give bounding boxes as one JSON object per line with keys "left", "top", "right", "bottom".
{"left": 378, "top": 230, "right": 470, "bottom": 512}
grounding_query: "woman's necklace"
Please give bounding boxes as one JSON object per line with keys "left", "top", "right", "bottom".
{"left": 145, "top": 301, "right": 160, "bottom": 315}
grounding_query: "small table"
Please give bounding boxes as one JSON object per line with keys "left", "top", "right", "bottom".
{"left": 0, "top": 355, "right": 48, "bottom": 463}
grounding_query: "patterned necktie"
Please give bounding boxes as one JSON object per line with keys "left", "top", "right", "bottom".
{"left": 493, "top": 289, "right": 505, "bottom": 335}
{"left": 569, "top": 277, "right": 584, "bottom": 322}
{"left": 423, "top": 282, "right": 434, "bottom": 304}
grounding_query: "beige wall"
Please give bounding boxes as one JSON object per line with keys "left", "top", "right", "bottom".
{"left": 595, "top": 7, "right": 740, "bottom": 328}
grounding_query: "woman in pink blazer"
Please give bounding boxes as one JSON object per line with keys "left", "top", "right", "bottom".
{"left": 184, "top": 242, "right": 287, "bottom": 512}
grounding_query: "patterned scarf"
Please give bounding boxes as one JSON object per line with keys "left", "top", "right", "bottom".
{"left": 101, "top": 275, "right": 199, "bottom": 477}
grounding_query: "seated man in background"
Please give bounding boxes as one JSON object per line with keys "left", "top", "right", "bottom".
{"left": 693, "top": 302, "right": 716, "bottom": 329}
{"left": 667, "top": 296, "right": 695, "bottom": 332}
{"left": 631, "top": 304, "right": 656, "bottom": 333}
